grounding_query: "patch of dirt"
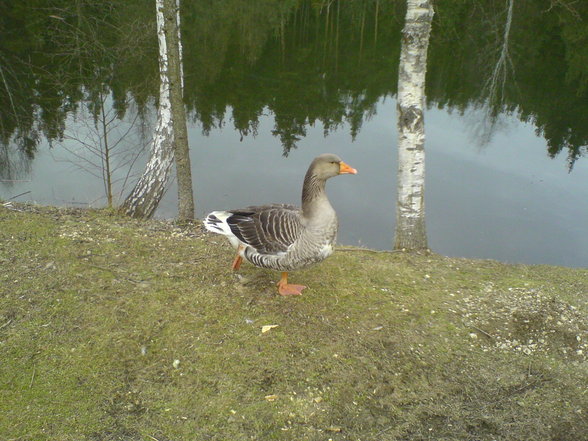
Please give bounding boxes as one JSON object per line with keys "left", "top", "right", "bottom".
{"left": 455, "top": 283, "right": 588, "bottom": 361}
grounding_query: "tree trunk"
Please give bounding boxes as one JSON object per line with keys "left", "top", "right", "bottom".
{"left": 120, "top": 0, "right": 174, "bottom": 218}
{"left": 163, "top": 0, "right": 194, "bottom": 221}
{"left": 99, "top": 92, "right": 113, "bottom": 208}
{"left": 394, "top": 0, "right": 434, "bottom": 251}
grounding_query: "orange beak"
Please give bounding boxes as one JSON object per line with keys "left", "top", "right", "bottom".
{"left": 339, "top": 161, "right": 358, "bottom": 175}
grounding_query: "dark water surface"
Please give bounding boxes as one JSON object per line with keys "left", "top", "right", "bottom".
{"left": 1, "top": 1, "right": 587, "bottom": 267}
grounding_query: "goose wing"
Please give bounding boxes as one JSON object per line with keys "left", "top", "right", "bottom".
{"left": 226, "top": 204, "right": 302, "bottom": 255}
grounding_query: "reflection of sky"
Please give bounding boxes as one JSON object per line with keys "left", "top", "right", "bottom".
{"left": 1, "top": 97, "right": 587, "bottom": 268}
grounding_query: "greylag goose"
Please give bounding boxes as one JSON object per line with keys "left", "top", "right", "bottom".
{"left": 204, "top": 153, "right": 357, "bottom": 296}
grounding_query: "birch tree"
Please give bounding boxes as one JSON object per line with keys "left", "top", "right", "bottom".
{"left": 122, "top": 0, "right": 194, "bottom": 220}
{"left": 394, "top": 0, "right": 434, "bottom": 251}
{"left": 163, "top": 0, "right": 194, "bottom": 221}
{"left": 121, "top": 0, "right": 174, "bottom": 218}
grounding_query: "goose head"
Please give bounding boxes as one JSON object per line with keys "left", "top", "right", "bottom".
{"left": 302, "top": 153, "right": 357, "bottom": 209}
{"left": 308, "top": 153, "right": 358, "bottom": 180}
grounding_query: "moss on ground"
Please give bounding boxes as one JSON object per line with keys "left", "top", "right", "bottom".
{"left": 1, "top": 203, "right": 587, "bottom": 440}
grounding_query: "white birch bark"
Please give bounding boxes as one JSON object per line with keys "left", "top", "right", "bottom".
{"left": 176, "top": 0, "right": 184, "bottom": 89}
{"left": 394, "top": 0, "right": 434, "bottom": 250}
{"left": 121, "top": 0, "right": 174, "bottom": 218}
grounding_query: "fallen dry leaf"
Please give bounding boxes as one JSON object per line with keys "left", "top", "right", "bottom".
{"left": 327, "top": 426, "right": 342, "bottom": 432}
{"left": 261, "top": 325, "right": 279, "bottom": 333}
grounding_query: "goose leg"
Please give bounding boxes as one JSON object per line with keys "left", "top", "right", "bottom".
{"left": 231, "top": 244, "right": 244, "bottom": 270}
{"left": 231, "top": 254, "right": 243, "bottom": 270}
{"left": 277, "top": 272, "right": 306, "bottom": 296}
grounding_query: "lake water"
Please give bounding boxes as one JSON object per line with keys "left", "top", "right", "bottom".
{"left": 1, "top": 0, "right": 587, "bottom": 268}
{"left": 4, "top": 98, "right": 587, "bottom": 268}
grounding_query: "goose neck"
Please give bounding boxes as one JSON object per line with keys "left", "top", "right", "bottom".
{"left": 301, "top": 173, "right": 331, "bottom": 218}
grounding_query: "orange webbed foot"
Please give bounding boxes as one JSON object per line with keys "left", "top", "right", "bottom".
{"left": 277, "top": 272, "right": 306, "bottom": 296}
{"left": 278, "top": 283, "right": 306, "bottom": 296}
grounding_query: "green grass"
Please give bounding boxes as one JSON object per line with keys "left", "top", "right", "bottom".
{"left": 1, "top": 203, "right": 587, "bottom": 440}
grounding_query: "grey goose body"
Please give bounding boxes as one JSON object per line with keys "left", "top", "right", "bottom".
{"left": 204, "top": 153, "right": 357, "bottom": 295}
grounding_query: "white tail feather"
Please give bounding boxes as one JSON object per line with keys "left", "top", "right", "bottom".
{"left": 203, "top": 211, "right": 233, "bottom": 235}
{"left": 204, "top": 211, "right": 243, "bottom": 250}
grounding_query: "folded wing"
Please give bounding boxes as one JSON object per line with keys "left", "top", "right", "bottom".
{"left": 225, "top": 204, "right": 302, "bottom": 255}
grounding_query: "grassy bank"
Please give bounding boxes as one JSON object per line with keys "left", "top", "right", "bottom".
{"left": 1, "top": 203, "right": 587, "bottom": 440}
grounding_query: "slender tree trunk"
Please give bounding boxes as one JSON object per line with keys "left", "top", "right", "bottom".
{"left": 120, "top": 0, "right": 174, "bottom": 218}
{"left": 99, "top": 92, "right": 113, "bottom": 207}
{"left": 394, "top": 0, "right": 434, "bottom": 251}
{"left": 335, "top": 0, "right": 340, "bottom": 71}
{"left": 374, "top": 0, "right": 380, "bottom": 46}
{"left": 359, "top": 7, "right": 366, "bottom": 63}
{"left": 163, "top": 0, "right": 194, "bottom": 220}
